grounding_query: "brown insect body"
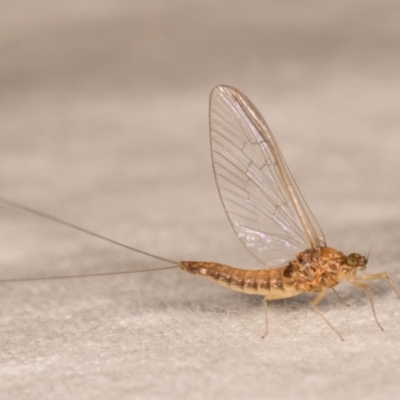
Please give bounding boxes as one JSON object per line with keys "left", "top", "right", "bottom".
{"left": 1, "top": 85, "right": 399, "bottom": 340}
{"left": 181, "top": 247, "right": 361, "bottom": 300}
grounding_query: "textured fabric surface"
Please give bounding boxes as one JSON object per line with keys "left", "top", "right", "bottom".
{"left": 1, "top": 2, "right": 400, "bottom": 399}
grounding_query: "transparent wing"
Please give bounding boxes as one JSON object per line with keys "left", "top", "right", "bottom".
{"left": 209, "top": 85, "right": 326, "bottom": 267}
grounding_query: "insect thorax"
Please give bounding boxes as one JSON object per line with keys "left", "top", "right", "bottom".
{"left": 283, "top": 247, "right": 347, "bottom": 292}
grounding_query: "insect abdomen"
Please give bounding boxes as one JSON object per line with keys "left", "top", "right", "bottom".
{"left": 180, "top": 261, "right": 300, "bottom": 299}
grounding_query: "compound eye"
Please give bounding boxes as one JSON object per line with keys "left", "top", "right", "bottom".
{"left": 347, "top": 253, "right": 360, "bottom": 266}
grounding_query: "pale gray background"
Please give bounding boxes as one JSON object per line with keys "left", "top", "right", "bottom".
{"left": 1, "top": 1, "right": 400, "bottom": 399}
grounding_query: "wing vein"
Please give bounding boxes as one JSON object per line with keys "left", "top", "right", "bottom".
{"left": 209, "top": 85, "right": 326, "bottom": 267}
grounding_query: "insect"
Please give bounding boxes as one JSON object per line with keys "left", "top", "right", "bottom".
{"left": 1, "top": 85, "right": 399, "bottom": 340}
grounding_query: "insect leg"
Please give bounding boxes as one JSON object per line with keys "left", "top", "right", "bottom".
{"left": 284, "top": 298, "right": 290, "bottom": 313}
{"left": 311, "top": 290, "right": 344, "bottom": 341}
{"left": 261, "top": 297, "right": 269, "bottom": 338}
{"left": 332, "top": 288, "right": 350, "bottom": 307}
{"left": 352, "top": 273, "right": 400, "bottom": 300}
{"left": 347, "top": 279, "right": 383, "bottom": 331}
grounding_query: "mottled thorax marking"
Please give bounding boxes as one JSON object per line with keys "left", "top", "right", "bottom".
{"left": 283, "top": 261, "right": 298, "bottom": 278}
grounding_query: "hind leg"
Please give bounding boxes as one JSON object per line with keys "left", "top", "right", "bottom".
{"left": 261, "top": 297, "right": 269, "bottom": 339}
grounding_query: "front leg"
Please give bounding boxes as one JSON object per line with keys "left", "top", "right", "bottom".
{"left": 353, "top": 272, "right": 400, "bottom": 300}
{"left": 347, "top": 279, "right": 383, "bottom": 330}
{"left": 348, "top": 272, "right": 400, "bottom": 331}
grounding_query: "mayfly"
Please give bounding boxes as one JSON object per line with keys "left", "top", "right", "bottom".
{"left": 1, "top": 85, "right": 399, "bottom": 340}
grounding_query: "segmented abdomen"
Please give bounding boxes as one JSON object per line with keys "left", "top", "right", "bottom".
{"left": 180, "top": 261, "right": 301, "bottom": 299}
